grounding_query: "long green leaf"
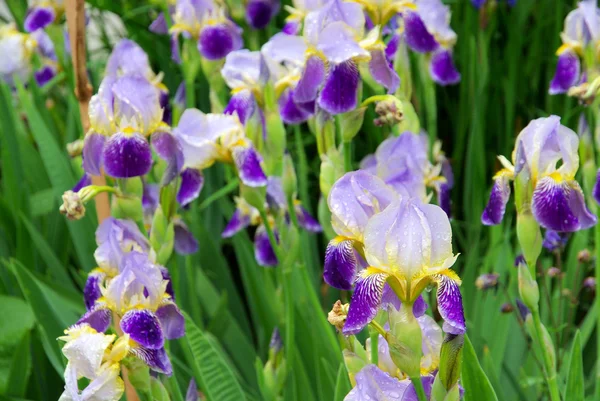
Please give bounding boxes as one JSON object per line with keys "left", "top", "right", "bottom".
{"left": 180, "top": 312, "right": 247, "bottom": 401}
{"left": 565, "top": 331, "right": 584, "bottom": 401}
{"left": 461, "top": 335, "right": 499, "bottom": 401}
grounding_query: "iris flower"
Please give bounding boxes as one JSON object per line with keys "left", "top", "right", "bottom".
{"left": 324, "top": 171, "right": 465, "bottom": 336}
{"left": 549, "top": 0, "right": 599, "bottom": 94}
{"left": 359, "top": 132, "right": 453, "bottom": 215}
{"left": 246, "top": 0, "right": 281, "bottom": 29}
{"left": 169, "top": 0, "right": 243, "bottom": 61}
{"left": 482, "top": 116, "right": 596, "bottom": 232}
{"left": 222, "top": 177, "right": 321, "bottom": 266}
{"left": 24, "top": 0, "right": 64, "bottom": 32}
{"left": 281, "top": 0, "right": 325, "bottom": 35}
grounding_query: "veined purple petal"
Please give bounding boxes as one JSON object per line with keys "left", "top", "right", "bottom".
{"left": 481, "top": 175, "right": 511, "bottom": 225}
{"left": 323, "top": 237, "right": 357, "bottom": 290}
{"left": 532, "top": 176, "right": 596, "bottom": 232}
{"left": 430, "top": 49, "right": 461, "bottom": 86}
{"left": 434, "top": 274, "right": 466, "bottom": 334}
{"left": 293, "top": 55, "right": 326, "bottom": 104}
{"left": 232, "top": 145, "right": 268, "bottom": 187}
{"left": 296, "top": 205, "right": 322, "bottom": 232}
{"left": 83, "top": 271, "right": 105, "bottom": 310}
{"left": 224, "top": 90, "right": 256, "bottom": 125}
{"left": 343, "top": 271, "right": 387, "bottom": 335}
{"left": 120, "top": 309, "right": 165, "bottom": 349}
{"left": 82, "top": 133, "right": 106, "bottom": 176}
{"left": 593, "top": 169, "right": 600, "bottom": 205}
{"left": 150, "top": 13, "right": 169, "bottom": 34}
{"left": 222, "top": 209, "right": 251, "bottom": 238}
{"left": 318, "top": 60, "right": 360, "bottom": 115}
{"left": 385, "top": 34, "right": 400, "bottom": 61}
{"left": 549, "top": 51, "right": 580, "bottom": 95}
{"left": 198, "top": 22, "right": 242, "bottom": 61}
{"left": 404, "top": 11, "right": 438, "bottom": 53}
{"left": 152, "top": 131, "right": 184, "bottom": 185}
{"left": 24, "top": 6, "right": 55, "bottom": 32}
{"left": 131, "top": 345, "right": 173, "bottom": 376}
{"left": 246, "top": 0, "right": 280, "bottom": 29}
{"left": 103, "top": 132, "right": 153, "bottom": 178}
{"left": 254, "top": 225, "right": 278, "bottom": 266}
{"left": 76, "top": 305, "right": 111, "bottom": 333}
{"left": 177, "top": 168, "right": 204, "bottom": 206}
{"left": 34, "top": 65, "right": 56, "bottom": 87}
{"left": 72, "top": 173, "right": 92, "bottom": 193}
{"left": 413, "top": 295, "right": 428, "bottom": 318}
{"left": 160, "top": 267, "right": 175, "bottom": 300}
{"left": 381, "top": 283, "right": 401, "bottom": 311}
{"left": 345, "top": 365, "right": 411, "bottom": 401}
{"left": 403, "top": 376, "right": 435, "bottom": 401}
{"left": 156, "top": 302, "right": 185, "bottom": 339}
{"left": 369, "top": 48, "right": 400, "bottom": 94}
{"left": 282, "top": 20, "right": 300, "bottom": 35}
{"left": 279, "top": 88, "right": 314, "bottom": 124}
{"left": 174, "top": 220, "right": 199, "bottom": 254}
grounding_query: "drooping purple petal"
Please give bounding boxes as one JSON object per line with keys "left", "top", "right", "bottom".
{"left": 152, "top": 131, "right": 184, "bottom": 185}
{"left": 103, "top": 132, "right": 153, "bottom": 178}
{"left": 24, "top": 6, "right": 55, "bottom": 32}
{"left": 82, "top": 133, "right": 106, "bottom": 176}
{"left": 323, "top": 237, "right": 357, "bottom": 290}
{"left": 481, "top": 175, "right": 511, "bottom": 225}
{"left": 436, "top": 182, "right": 451, "bottom": 217}
{"left": 318, "top": 60, "right": 360, "bottom": 115}
{"left": 294, "top": 55, "right": 326, "bottom": 104}
{"left": 594, "top": 169, "right": 600, "bottom": 205}
{"left": 254, "top": 225, "right": 278, "bottom": 266}
{"left": 171, "top": 34, "right": 182, "bottom": 64}
{"left": 34, "top": 65, "right": 56, "bottom": 87}
{"left": 224, "top": 90, "right": 256, "bottom": 125}
{"left": 343, "top": 272, "right": 387, "bottom": 335}
{"left": 72, "top": 173, "right": 92, "bottom": 193}
{"left": 131, "top": 345, "right": 173, "bottom": 376}
{"left": 150, "top": 12, "right": 168, "bottom": 34}
{"left": 369, "top": 48, "right": 400, "bottom": 94}
{"left": 404, "top": 11, "right": 438, "bottom": 53}
{"left": 83, "top": 272, "right": 105, "bottom": 310}
{"left": 434, "top": 274, "right": 466, "bottom": 335}
{"left": 430, "top": 49, "right": 461, "bottom": 85}
{"left": 532, "top": 177, "right": 596, "bottom": 232}
{"left": 246, "top": 0, "right": 280, "bottom": 29}
{"left": 542, "top": 230, "right": 568, "bottom": 251}
{"left": 279, "top": 88, "right": 314, "bottom": 124}
{"left": 345, "top": 365, "right": 411, "bottom": 401}
{"left": 76, "top": 305, "right": 111, "bottom": 333}
{"left": 177, "top": 168, "right": 204, "bottom": 206}
{"left": 385, "top": 34, "right": 400, "bottom": 61}
{"left": 155, "top": 302, "right": 185, "bottom": 340}
{"left": 549, "top": 51, "right": 581, "bottom": 95}
{"left": 232, "top": 145, "right": 268, "bottom": 187}
{"left": 403, "top": 376, "right": 435, "bottom": 401}
{"left": 198, "top": 22, "right": 242, "bottom": 61}
{"left": 160, "top": 266, "right": 175, "bottom": 300}
{"left": 296, "top": 205, "right": 322, "bottom": 232}
{"left": 222, "top": 209, "right": 252, "bottom": 238}
{"left": 120, "top": 309, "right": 165, "bottom": 349}
{"left": 174, "top": 220, "right": 199, "bottom": 254}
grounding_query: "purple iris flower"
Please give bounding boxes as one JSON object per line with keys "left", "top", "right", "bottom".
{"left": 24, "top": 1, "right": 63, "bottom": 32}
{"left": 76, "top": 251, "right": 184, "bottom": 376}
{"left": 482, "top": 116, "right": 596, "bottom": 232}
{"left": 246, "top": 0, "right": 280, "bottom": 29}
{"left": 169, "top": 0, "right": 243, "bottom": 62}
{"left": 222, "top": 177, "right": 321, "bottom": 267}
{"left": 346, "top": 366, "right": 437, "bottom": 401}
{"left": 549, "top": 0, "right": 599, "bottom": 95}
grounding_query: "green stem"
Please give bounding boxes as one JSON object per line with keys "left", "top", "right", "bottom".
{"left": 410, "top": 376, "right": 428, "bottom": 401}
{"left": 595, "top": 220, "right": 600, "bottom": 399}
{"left": 294, "top": 125, "right": 310, "bottom": 209}
{"left": 531, "top": 311, "right": 561, "bottom": 401}
{"left": 198, "top": 178, "right": 239, "bottom": 210}
{"left": 419, "top": 55, "right": 437, "bottom": 155}
{"left": 343, "top": 141, "right": 352, "bottom": 172}
{"left": 369, "top": 330, "right": 379, "bottom": 366}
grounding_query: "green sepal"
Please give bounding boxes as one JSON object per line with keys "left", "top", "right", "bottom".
{"left": 150, "top": 377, "right": 171, "bottom": 401}
{"left": 438, "top": 334, "right": 464, "bottom": 390}
{"left": 340, "top": 107, "right": 367, "bottom": 143}
{"left": 150, "top": 206, "right": 175, "bottom": 265}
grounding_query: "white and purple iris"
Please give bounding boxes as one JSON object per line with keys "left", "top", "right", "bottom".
{"left": 359, "top": 132, "right": 453, "bottom": 216}
{"left": 0, "top": 24, "right": 57, "bottom": 87}
{"left": 324, "top": 171, "right": 465, "bottom": 336}
{"left": 549, "top": 0, "right": 599, "bottom": 95}
{"left": 222, "top": 177, "right": 321, "bottom": 266}
{"left": 482, "top": 116, "right": 597, "bottom": 232}
{"left": 24, "top": 0, "right": 64, "bottom": 32}
{"left": 386, "top": 0, "right": 461, "bottom": 86}
{"left": 168, "top": 0, "right": 243, "bottom": 62}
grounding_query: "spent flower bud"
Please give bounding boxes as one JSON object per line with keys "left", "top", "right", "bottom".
{"left": 66, "top": 139, "right": 84, "bottom": 158}
{"left": 547, "top": 267, "right": 562, "bottom": 278}
{"left": 374, "top": 97, "right": 403, "bottom": 127}
{"left": 578, "top": 249, "right": 591, "bottom": 263}
{"left": 500, "top": 303, "right": 514, "bottom": 313}
{"left": 328, "top": 300, "right": 348, "bottom": 332}
{"left": 583, "top": 277, "right": 596, "bottom": 290}
{"left": 475, "top": 273, "right": 499, "bottom": 290}
{"left": 60, "top": 190, "right": 85, "bottom": 220}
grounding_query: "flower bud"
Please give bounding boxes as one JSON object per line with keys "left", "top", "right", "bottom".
{"left": 343, "top": 349, "right": 368, "bottom": 387}
{"left": 315, "top": 110, "right": 335, "bottom": 155}
{"left": 59, "top": 190, "right": 85, "bottom": 220}
{"left": 269, "top": 327, "right": 282, "bottom": 355}
{"left": 518, "top": 263, "right": 539, "bottom": 312}
{"left": 264, "top": 106, "right": 286, "bottom": 176}
{"left": 515, "top": 299, "right": 531, "bottom": 321}
{"left": 387, "top": 305, "right": 422, "bottom": 378}
{"left": 340, "top": 106, "right": 366, "bottom": 142}
{"left": 500, "top": 303, "right": 514, "bottom": 313}
{"left": 240, "top": 182, "right": 266, "bottom": 211}
{"left": 547, "top": 267, "right": 561, "bottom": 278}
{"left": 327, "top": 300, "right": 348, "bottom": 332}
{"left": 282, "top": 153, "right": 297, "bottom": 200}
{"left": 438, "top": 333, "right": 463, "bottom": 391}
{"left": 578, "top": 249, "right": 591, "bottom": 263}
{"left": 374, "top": 98, "right": 402, "bottom": 127}
{"left": 319, "top": 148, "right": 344, "bottom": 198}
{"left": 475, "top": 273, "right": 499, "bottom": 290}
{"left": 538, "top": 320, "right": 556, "bottom": 370}
{"left": 583, "top": 276, "right": 596, "bottom": 290}
{"left": 516, "top": 212, "right": 542, "bottom": 268}
{"left": 66, "top": 139, "right": 84, "bottom": 158}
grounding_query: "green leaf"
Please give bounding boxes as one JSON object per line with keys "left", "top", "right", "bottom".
{"left": 150, "top": 377, "right": 171, "bottom": 401}
{"left": 461, "top": 335, "right": 499, "bottom": 401}
{"left": 333, "top": 363, "right": 351, "bottom": 401}
{"left": 29, "top": 189, "right": 56, "bottom": 217}
{"left": 180, "top": 312, "right": 247, "bottom": 401}
{"left": 0, "top": 295, "right": 35, "bottom": 395}
{"left": 565, "top": 331, "right": 584, "bottom": 401}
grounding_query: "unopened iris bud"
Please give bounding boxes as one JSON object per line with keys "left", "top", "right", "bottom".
{"left": 514, "top": 254, "right": 525, "bottom": 267}
{"left": 240, "top": 182, "right": 266, "bottom": 211}
{"left": 438, "top": 333, "right": 463, "bottom": 391}
{"left": 319, "top": 148, "right": 344, "bottom": 198}
{"left": 327, "top": 300, "right": 348, "bottom": 332}
{"left": 66, "top": 139, "right": 84, "bottom": 158}
{"left": 150, "top": 206, "right": 175, "bottom": 265}
{"left": 387, "top": 305, "right": 422, "bottom": 378}
{"left": 500, "top": 303, "right": 514, "bottom": 313}
{"left": 282, "top": 153, "right": 297, "bottom": 200}
{"left": 315, "top": 110, "right": 335, "bottom": 155}
{"left": 516, "top": 212, "right": 542, "bottom": 268}
{"left": 60, "top": 190, "right": 85, "bottom": 220}
{"left": 339, "top": 107, "right": 366, "bottom": 142}
{"left": 518, "top": 263, "right": 539, "bottom": 312}
{"left": 578, "top": 249, "right": 591, "bottom": 263}
{"left": 583, "top": 277, "right": 596, "bottom": 290}
{"left": 539, "top": 321, "right": 556, "bottom": 369}
{"left": 515, "top": 299, "right": 531, "bottom": 321}
{"left": 373, "top": 98, "right": 403, "bottom": 127}
{"left": 547, "top": 267, "right": 562, "bottom": 278}
{"left": 475, "top": 273, "right": 499, "bottom": 290}
{"left": 269, "top": 327, "right": 282, "bottom": 355}
{"left": 343, "top": 349, "right": 368, "bottom": 386}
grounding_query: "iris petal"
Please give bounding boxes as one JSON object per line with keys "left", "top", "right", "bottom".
{"left": 318, "top": 60, "right": 360, "bottom": 115}
{"left": 83, "top": 272, "right": 105, "bottom": 311}
{"left": 369, "top": 47, "right": 400, "bottom": 94}
{"left": 174, "top": 220, "right": 199, "bottom": 255}
{"left": 294, "top": 56, "right": 326, "bottom": 104}
{"left": 130, "top": 345, "right": 173, "bottom": 376}
{"left": 430, "top": 49, "right": 461, "bottom": 86}
{"left": 434, "top": 273, "right": 466, "bottom": 335}
{"left": 232, "top": 145, "right": 268, "bottom": 187}
{"left": 120, "top": 309, "right": 165, "bottom": 349}
{"left": 103, "top": 132, "right": 153, "bottom": 178}
{"left": 222, "top": 209, "right": 252, "bottom": 238}
{"left": 177, "top": 168, "right": 204, "bottom": 206}
{"left": 549, "top": 51, "right": 580, "bottom": 95}
{"left": 404, "top": 11, "right": 438, "bottom": 53}
{"left": 254, "top": 225, "right": 278, "bottom": 266}
{"left": 323, "top": 237, "right": 358, "bottom": 290}
{"left": 24, "top": 6, "right": 55, "bottom": 32}
{"left": 198, "top": 23, "right": 242, "bottom": 60}
{"left": 76, "top": 305, "right": 112, "bottom": 333}
{"left": 155, "top": 302, "right": 185, "bottom": 340}
{"left": 82, "top": 133, "right": 106, "bottom": 176}
{"left": 481, "top": 174, "right": 511, "bottom": 225}
{"left": 342, "top": 270, "right": 388, "bottom": 335}
{"left": 295, "top": 205, "right": 322, "bottom": 232}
